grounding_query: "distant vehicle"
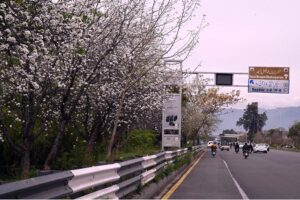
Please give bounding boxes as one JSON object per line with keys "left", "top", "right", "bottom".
{"left": 239, "top": 143, "right": 244, "bottom": 149}
{"left": 207, "top": 141, "right": 214, "bottom": 148}
{"left": 283, "top": 144, "right": 294, "bottom": 149}
{"left": 253, "top": 143, "right": 268, "bottom": 153}
{"left": 220, "top": 144, "right": 230, "bottom": 151}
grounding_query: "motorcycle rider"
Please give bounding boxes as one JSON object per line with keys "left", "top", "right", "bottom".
{"left": 249, "top": 143, "right": 253, "bottom": 153}
{"left": 242, "top": 142, "right": 250, "bottom": 153}
{"left": 211, "top": 141, "right": 218, "bottom": 155}
{"left": 234, "top": 142, "right": 240, "bottom": 153}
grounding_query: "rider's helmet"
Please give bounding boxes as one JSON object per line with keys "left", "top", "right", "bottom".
{"left": 213, "top": 141, "right": 217, "bottom": 144}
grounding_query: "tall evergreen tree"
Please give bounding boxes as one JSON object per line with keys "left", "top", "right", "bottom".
{"left": 288, "top": 122, "right": 300, "bottom": 147}
{"left": 236, "top": 102, "right": 268, "bottom": 141}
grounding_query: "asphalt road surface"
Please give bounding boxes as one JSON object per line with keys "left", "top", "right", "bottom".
{"left": 168, "top": 148, "right": 300, "bottom": 199}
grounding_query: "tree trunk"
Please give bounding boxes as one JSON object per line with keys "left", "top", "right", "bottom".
{"left": 20, "top": 90, "right": 35, "bottom": 178}
{"left": 21, "top": 145, "right": 30, "bottom": 178}
{"left": 84, "top": 122, "right": 100, "bottom": 165}
{"left": 86, "top": 132, "right": 97, "bottom": 154}
{"left": 106, "top": 93, "right": 125, "bottom": 160}
{"left": 43, "top": 119, "right": 67, "bottom": 170}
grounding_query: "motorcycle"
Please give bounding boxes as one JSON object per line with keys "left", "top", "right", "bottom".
{"left": 235, "top": 148, "right": 239, "bottom": 154}
{"left": 243, "top": 150, "right": 249, "bottom": 159}
{"left": 212, "top": 150, "right": 216, "bottom": 157}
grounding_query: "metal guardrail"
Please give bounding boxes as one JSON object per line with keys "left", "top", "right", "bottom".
{"left": 68, "top": 163, "right": 121, "bottom": 193}
{"left": 0, "top": 171, "right": 74, "bottom": 199}
{"left": 0, "top": 146, "right": 203, "bottom": 199}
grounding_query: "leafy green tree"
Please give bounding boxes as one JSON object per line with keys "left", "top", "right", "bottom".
{"left": 222, "top": 129, "right": 237, "bottom": 135}
{"left": 236, "top": 102, "right": 268, "bottom": 142}
{"left": 288, "top": 122, "right": 300, "bottom": 147}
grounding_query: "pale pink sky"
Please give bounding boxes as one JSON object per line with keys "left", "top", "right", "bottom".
{"left": 184, "top": 0, "right": 300, "bottom": 109}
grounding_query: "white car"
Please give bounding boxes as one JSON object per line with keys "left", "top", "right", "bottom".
{"left": 253, "top": 143, "right": 268, "bottom": 153}
{"left": 220, "top": 145, "right": 230, "bottom": 151}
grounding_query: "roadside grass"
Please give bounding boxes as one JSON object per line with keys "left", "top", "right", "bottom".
{"left": 0, "top": 146, "right": 162, "bottom": 182}
{"left": 111, "top": 146, "right": 161, "bottom": 161}
{"left": 154, "top": 152, "right": 193, "bottom": 183}
{"left": 270, "top": 146, "right": 300, "bottom": 153}
{"left": 2, "top": 128, "right": 195, "bottom": 181}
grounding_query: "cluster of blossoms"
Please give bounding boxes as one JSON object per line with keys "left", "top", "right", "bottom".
{"left": 0, "top": 0, "right": 203, "bottom": 173}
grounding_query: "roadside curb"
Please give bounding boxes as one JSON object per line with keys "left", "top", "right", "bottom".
{"left": 129, "top": 150, "right": 205, "bottom": 199}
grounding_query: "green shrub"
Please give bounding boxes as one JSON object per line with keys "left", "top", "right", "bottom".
{"left": 124, "top": 129, "right": 158, "bottom": 155}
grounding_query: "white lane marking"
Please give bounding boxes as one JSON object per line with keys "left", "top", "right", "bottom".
{"left": 223, "top": 160, "right": 249, "bottom": 200}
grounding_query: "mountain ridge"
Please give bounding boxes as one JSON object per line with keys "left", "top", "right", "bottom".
{"left": 217, "top": 106, "right": 300, "bottom": 133}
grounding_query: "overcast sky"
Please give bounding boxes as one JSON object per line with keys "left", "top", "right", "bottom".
{"left": 184, "top": 0, "right": 300, "bottom": 109}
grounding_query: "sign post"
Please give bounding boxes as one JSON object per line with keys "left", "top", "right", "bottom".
{"left": 248, "top": 67, "right": 290, "bottom": 94}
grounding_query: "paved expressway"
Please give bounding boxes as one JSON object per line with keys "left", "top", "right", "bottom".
{"left": 165, "top": 148, "right": 300, "bottom": 199}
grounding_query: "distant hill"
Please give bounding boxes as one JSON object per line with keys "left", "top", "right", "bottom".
{"left": 217, "top": 106, "right": 300, "bottom": 133}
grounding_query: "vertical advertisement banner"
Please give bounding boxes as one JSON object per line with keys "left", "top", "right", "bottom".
{"left": 162, "top": 94, "right": 181, "bottom": 148}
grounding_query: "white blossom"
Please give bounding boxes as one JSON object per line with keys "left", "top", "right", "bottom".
{"left": 7, "top": 36, "right": 16, "bottom": 43}
{"left": 0, "top": 44, "right": 9, "bottom": 51}
{"left": 5, "top": 14, "right": 14, "bottom": 23}
{"left": 0, "top": 3, "right": 6, "bottom": 8}
{"left": 33, "top": 16, "right": 42, "bottom": 26}
{"left": 15, "top": 117, "right": 21, "bottom": 122}
{"left": 28, "top": 50, "right": 38, "bottom": 63}
{"left": 4, "top": 28, "right": 11, "bottom": 35}
{"left": 50, "top": 19, "right": 58, "bottom": 26}
{"left": 21, "top": 22, "right": 28, "bottom": 27}
{"left": 24, "top": 30, "right": 31, "bottom": 38}
{"left": 31, "top": 82, "right": 40, "bottom": 90}
{"left": 17, "top": 45, "right": 30, "bottom": 55}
